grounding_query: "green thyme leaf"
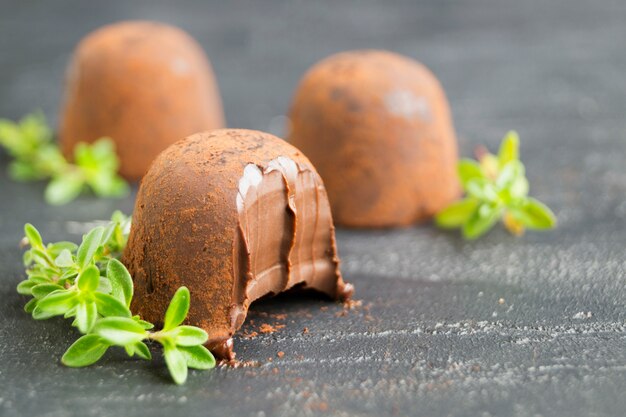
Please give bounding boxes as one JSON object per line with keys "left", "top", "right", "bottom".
{"left": 76, "top": 265, "right": 100, "bottom": 292}
{"left": 435, "top": 198, "right": 479, "bottom": 229}
{"left": 62, "top": 334, "right": 109, "bottom": 367}
{"left": 133, "top": 342, "right": 152, "bottom": 360}
{"left": 163, "top": 287, "right": 190, "bottom": 331}
{"left": 179, "top": 345, "right": 216, "bottom": 370}
{"left": 106, "top": 259, "right": 133, "bottom": 308}
{"left": 33, "top": 290, "right": 78, "bottom": 319}
{"left": 457, "top": 159, "right": 484, "bottom": 186}
{"left": 97, "top": 277, "right": 112, "bottom": 294}
{"left": 76, "top": 227, "right": 105, "bottom": 269}
{"left": 495, "top": 160, "right": 525, "bottom": 191}
{"left": 45, "top": 173, "right": 85, "bottom": 206}
{"left": 510, "top": 198, "right": 557, "bottom": 230}
{"left": 93, "top": 317, "right": 147, "bottom": 346}
{"left": 462, "top": 203, "right": 502, "bottom": 240}
{"left": 498, "top": 131, "right": 519, "bottom": 167}
{"left": 16, "top": 279, "right": 37, "bottom": 295}
{"left": 47, "top": 241, "right": 79, "bottom": 256}
{"left": 93, "top": 292, "right": 131, "bottom": 318}
{"left": 75, "top": 300, "right": 98, "bottom": 333}
{"left": 24, "top": 298, "right": 38, "bottom": 313}
{"left": 133, "top": 317, "right": 155, "bottom": 330}
{"left": 54, "top": 249, "right": 74, "bottom": 268}
{"left": 163, "top": 346, "right": 188, "bottom": 385}
{"left": 171, "top": 326, "right": 209, "bottom": 347}
{"left": 24, "top": 224, "right": 43, "bottom": 249}
{"left": 31, "top": 283, "right": 64, "bottom": 299}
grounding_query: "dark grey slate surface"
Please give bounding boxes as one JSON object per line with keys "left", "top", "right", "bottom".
{"left": 0, "top": 1, "right": 625, "bottom": 416}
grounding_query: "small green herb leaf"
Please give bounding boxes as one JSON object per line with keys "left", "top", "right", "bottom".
{"left": 511, "top": 198, "right": 557, "bottom": 230}
{"left": 179, "top": 345, "right": 216, "bottom": 370}
{"left": 435, "top": 198, "right": 479, "bottom": 229}
{"left": 24, "top": 224, "right": 43, "bottom": 249}
{"left": 462, "top": 204, "right": 502, "bottom": 240}
{"left": 93, "top": 317, "right": 147, "bottom": 346}
{"left": 33, "top": 290, "right": 78, "bottom": 319}
{"left": 54, "top": 249, "right": 74, "bottom": 268}
{"left": 164, "top": 346, "right": 188, "bottom": 385}
{"left": 77, "top": 227, "right": 105, "bottom": 268}
{"left": 45, "top": 173, "right": 85, "bottom": 206}
{"left": 16, "top": 279, "right": 37, "bottom": 295}
{"left": 133, "top": 342, "right": 152, "bottom": 360}
{"left": 94, "top": 292, "right": 131, "bottom": 318}
{"left": 106, "top": 259, "right": 133, "bottom": 308}
{"left": 457, "top": 159, "right": 484, "bottom": 186}
{"left": 163, "top": 287, "right": 190, "bottom": 331}
{"left": 75, "top": 300, "right": 98, "bottom": 333}
{"left": 62, "top": 334, "right": 109, "bottom": 367}
{"left": 171, "top": 326, "right": 209, "bottom": 347}
{"left": 498, "top": 131, "right": 519, "bottom": 168}
{"left": 24, "top": 298, "right": 38, "bottom": 313}
{"left": 31, "top": 283, "right": 64, "bottom": 299}
{"left": 76, "top": 265, "right": 100, "bottom": 292}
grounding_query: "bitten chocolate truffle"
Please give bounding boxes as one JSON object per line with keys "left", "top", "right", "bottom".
{"left": 122, "top": 129, "right": 353, "bottom": 359}
{"left": 288, "top": 50, "right": 459, "bottom": 227}
{"left": 59, "top": 21, "right": 224, "bottom": 180}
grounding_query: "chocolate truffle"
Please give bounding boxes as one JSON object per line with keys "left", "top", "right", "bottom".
{"left": 59, "top": 21, "right": 224, "bottom": 180}
{"left": 122, "top": 129, "right": 353, "bottom": 359}
{"left": 288, "top": 50, "right": 459, "bottom": 227}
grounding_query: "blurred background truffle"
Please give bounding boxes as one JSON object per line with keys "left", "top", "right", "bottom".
{"left": 288, "top": 50, "right": 459, "bottom": 227}
{"left": 59, "top": 21, "right": 224, "bottom": 180}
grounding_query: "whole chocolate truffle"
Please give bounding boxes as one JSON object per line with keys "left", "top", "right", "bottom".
{"left": 123, "top": 129, "right": 353, "bottom": 359}
{"left": 288, "top": 50, "right": 459, "bottom": 227}
{"left": 60, "top": 21, "right": 224, "bottom": 180}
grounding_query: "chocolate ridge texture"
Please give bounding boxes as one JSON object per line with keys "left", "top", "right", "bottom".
{"left": 288, "top": 49, "right": 459, "bottom": 227}
{"left": 123, "top": 129, "right": 353, "bottom": 359}
{"left": 60, "top": 20, "right": 225, "bottom": 180}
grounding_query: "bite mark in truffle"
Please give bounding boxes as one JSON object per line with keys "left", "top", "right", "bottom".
{"left": 123, "top": 129, "right": 352, "bottom": 359}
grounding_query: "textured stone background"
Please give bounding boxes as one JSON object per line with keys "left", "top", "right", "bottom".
{"left": 0, "top": 1, "right": 625, "bottom": 416}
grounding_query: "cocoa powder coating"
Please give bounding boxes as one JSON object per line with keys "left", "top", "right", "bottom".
{"left": 288, "top": 50, "right": 459, "bottom": 227}
{"left": 122, "top": 129, "right": 352, "bottom": 359}
{"left": 59, "top": 21, "right": 224, "bottom": 180}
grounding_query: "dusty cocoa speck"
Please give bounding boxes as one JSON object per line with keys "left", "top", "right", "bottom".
{"left": 242, "top": 331, "right": 258, "bottom": 339}
{"left": 259, "top": 324, "right": 277, "bottom": 334}
{"left": 344, "top": 299, "right": 363, "bottom": 310}
{"left": 320, "top": 306, "right": 329, "bottom": 312}
{"left": 272, "top": 367, "right": 279, "bottom": 374}
{"left": 60, "top": 21, "right": 224, "bottom": 180}
{"left": 273, "top": 313, "right": 287, "bottom": 320}
{"left": 218, "top": 359, "right": 261, "bottom": 368}
{"left": 277, "top": 351, "right": 285, "bottom": 358}
{"left": 302, "top": 327, "right": 309, "bottom": 334}
{"left": 288, "top": 49, "right": 459, "bottom": 227}
{"left": 309, "top": 402, "right": 329, "bottom": 412}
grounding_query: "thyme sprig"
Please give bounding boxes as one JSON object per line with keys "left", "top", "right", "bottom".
{"left": 17, "top": 212, "right": 215, "bottom": 384}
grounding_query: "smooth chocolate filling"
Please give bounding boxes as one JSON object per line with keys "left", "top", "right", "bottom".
{"left": 231, "top": 157, "right": 346, "bottom": 331}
